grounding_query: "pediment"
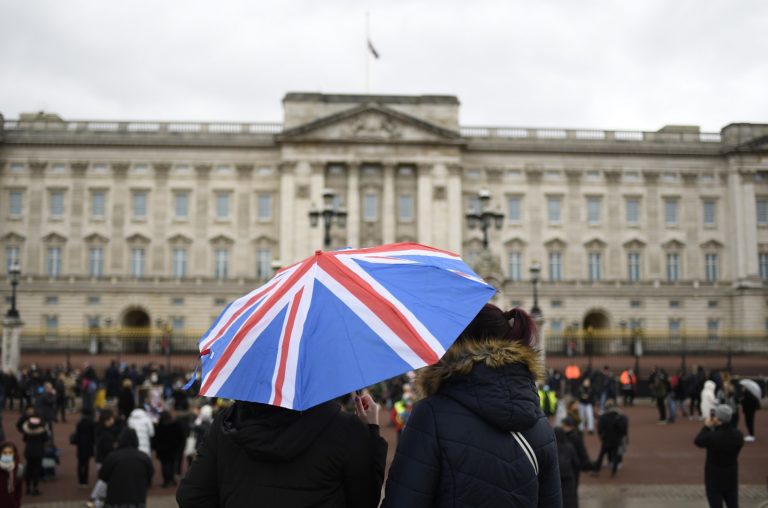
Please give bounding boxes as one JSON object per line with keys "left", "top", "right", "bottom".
{"left": 168, "top": 234, "right": 193, "bottom": 245}
{"left": 84, "top": 233, "right": 109, "bottom": 244}
{"left": 252, "top": 235, "right": 277, "bottom": 246}
{"left": 43, "top": 232, "right": 67, "bottom": 243}
{"left": 700, "top": 239, "right": 724, "bottom": 250}
{"left": 583, "top": 237, "right": 607, "bottom": 249}
{"left": 210, "top": 234, "right": 234, "bottom": 245}
{"left": 504, "top": 236, "right": 528, "bottom": 248}
{"left": 1, "top": 232, "right": 25, "bottom": 243}
{"left": 662, "top": 238, "right": 686, "bottom": 250}
{"left": 278, "top": 104, "right": 462, "bottom": 145}
{"left": 126, "top": 233, "right": 150, "bottom": 244}
{"left": 623, "top": 237, "right": 646, "bottom": 249}
{"left": 543, "top": 236, "right": 567, "bottom": 249}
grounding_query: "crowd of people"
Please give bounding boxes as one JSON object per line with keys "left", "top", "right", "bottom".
{"left": 0, "top": 328, "right": 761, "bottom": 507}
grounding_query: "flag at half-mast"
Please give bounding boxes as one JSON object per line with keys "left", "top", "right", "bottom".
{"left": 368, "top": 39, "right": 380, "bottom": 59}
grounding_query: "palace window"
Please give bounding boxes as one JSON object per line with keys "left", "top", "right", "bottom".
{"left": 214, "top": 249, "right": 229, "bottom": 279}
{"left": 215, "top": 192, "right": 230, "bottom": 219}
{"left": 626, "top": 198, "right": 639, "bottom": 225}
{"left": 666, "top": 253, "right": 680, "bottom": 281}
{"left": 664, "top": 198, "right": 678, "bottom": 226}
{"left": 132, "top": 191, "right": 147, "bottom": 218}
{"left": 89, "top": 247, "right": 104, "bottom": 278}
{"left": 9, "top": 190, "right": 23, "bottom": 217}
{"left": 5, "top": 246, "right": 19, "bottom": 272}
{"left": 257, "top": 193, "right": 273, "bottom": 220}
{"left": 363, "top": 193, "right": 378, "bottom": 221}
{"left": 256, "top": 248, "right": 272, "bottom": 280}
{"left": 131, "top": 248, "right": 145, "bottom": 277}
{"left": 547, "top": 196, "right": 562, "bottom": 224}
{"left": 47, "top": 247, "right": 62, "bottom": 277}
{"left": 507, "top": 196, "right": 522, "bottom": 223}
{"left": 508, "top": 251, "right": 522, "bottom": 281}
{"left": 757, "top": 198, "right": 768, "bottom": 225}
{"left": 50, "top": 190, "right": 65, "bottom": 218}
{"left": 587, "top": 197, "right": 601, "bottom": 225}
{"left": 549, "top": 252, "right": 562, "bottom": 281}
{"left": 705, "top": 253, "right": 718, "bottom": 282}
{"left": 703, "top": 200, "right": 716, "bottom": 226}
{"left": 627, "top": 252, "right": 641, "bottom": 282}
{"left": 91, "top": 190, "right": 106, "bottom": 218}
{"left": 398, "top": 195, "right": 414, "bottom": 221}
{"left": 174, "top": 191, "right": 189, "bottom": 219}
{"left": 760, "top": 252, "right": 768, "bottom": 280}
{"left": 172, "top": 248, "right": 187, "bottom": 278}
{"left": 588, "top": 252, "right": 602, "bottom": 281}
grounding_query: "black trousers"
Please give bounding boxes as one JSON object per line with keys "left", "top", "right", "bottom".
{"left": 705, "top": 482, "right": 738, "bottom": 508}
{"left": 161, "top": 457, "right": 176, "bottom": 486}
{"left": 26, "top": 457, "right": 42, "bottom": 490}
{"left": 743, "top": 407, "right": 756, "bottom": 436}
{"left": 656, "top": 397, "right": 667, "bottom": 421}
{"left": 77, "top": 457, "right": 90, "bottom": 485}
{"left": 690, "top": 395, "right": 701, "bottom": 417}
{"left": 594, "top": 444, "right": 620, "bottom": 474}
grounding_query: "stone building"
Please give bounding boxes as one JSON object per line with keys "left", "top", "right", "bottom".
{"left": 1, "top": 93, "right": 767, "bottom": 354}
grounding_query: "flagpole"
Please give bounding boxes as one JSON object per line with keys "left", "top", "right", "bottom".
{"left": 365, "top": 11, "right": 370, "bottom": 94}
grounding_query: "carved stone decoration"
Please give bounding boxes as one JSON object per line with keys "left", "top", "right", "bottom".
{"left": 643, "top": 171, "right": 660, "bottom": 184}
{"left": 349, "top": 112, "right": 401, "bottom": 140}
{"left": 111, "top": 162, "right": 130, "bottom": 178}
{"left": 473, "top": 250, "right": 504, "bottom": 285}
{"left": 681, "top": 172, "right": 698, "bottom": 186}
{"left": 153, "top": 162, "right": 172, "bottom": 179}
{"left": 295, "top": 185, "right": 310, "bottom": 199}
{"left": 524, "top": 166, "right": 543, "bottom": 183}
{"left": 194, "top": 164, "right": 212, "bottom": 179}
{"left": 739, "top": 169, "right": 756, "bottom": 183}
{"left": 29, "top": 161, "right": 47, "bottom": 174}
{"left": 433, "top": 185, "right": 446, "bottom": 200}
{"left": 71, "top": 161, "right": 88, "bottom": 177}
{"left": 604, "top": 170, "right": 622, "bottom": 184}
{"left": 564, "top": 169, "right": 583, "bottom": 183}
{"left": 278, "top": 161, "right": 296, "bottom": 174}
{"left": 486, "top": 168, "right": 503, "bottom": 183}
{"left": 236, "top": 164, "right": 254, "bottom": 179}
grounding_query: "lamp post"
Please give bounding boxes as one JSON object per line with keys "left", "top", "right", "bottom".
{"left": 2, "top": 262, "right": 23, "bottom": 374}
{"left": 528, "top": 260, "right": 544, "bottom": 363}
{"left": 465, "top": 189, "right": 504, "bottom": 249}
{"left": 6, "top": 261, "right": 20, "bottom": 320}
{"left": 309, "top": 189, "right": 348, "bottom": 248}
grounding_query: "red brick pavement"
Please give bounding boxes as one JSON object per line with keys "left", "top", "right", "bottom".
{"left": 3, "top": 401, "right": 765, "bottom": 505}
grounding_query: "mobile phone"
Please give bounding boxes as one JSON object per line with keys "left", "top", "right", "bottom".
{"left": 709, "top": 409, "right": 716, "bottom": 418}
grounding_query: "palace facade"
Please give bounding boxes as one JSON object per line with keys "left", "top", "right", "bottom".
{"left": 1, "top": 93, "right": 767, "bottom": 352}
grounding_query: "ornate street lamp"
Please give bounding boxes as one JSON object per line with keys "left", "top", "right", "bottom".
{"left": 465, "top": 189, "right": 504, "bottom": 249}
{"left": 6, "top": 261, "right": 21, "bottom": 320}
{"left": 309, "top": 189, "right": 348, "bottom": 248}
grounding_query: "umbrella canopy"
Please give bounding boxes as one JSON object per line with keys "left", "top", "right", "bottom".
{"left": 739, "top": 379, "right": 762, "bottom": 400}
{"left": 195, "top": 243, "right": 496, "bottom": 410}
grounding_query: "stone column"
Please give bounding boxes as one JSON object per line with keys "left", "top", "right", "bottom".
{"left": 309, "top": 162, "right": 326, "bottom": 251}
{"left": 236, "top": 164, "right": 254, "bottom": 278}
{"left": 447, "top": 164, "right": 463, "bottom": 253}
{"left": 382, "top": 163, "right": 396, "bottom": 244}
{"left": 564, "top": 169, "right": 582, "bottom": 279}
{"left": 416, "top": 163, "right": 433, "bottom": 245}
{"left": 27, "top": 162, "right": 47, "bottom": 274}
{"left": 152, "top": 162, "right": 171, "bottom": 274}
{"left": 193, "top": 164, "right": 212, "bottom": 275}
{"left": 69, "top": 162, "right": 88, "bottom": 274}
{"left": 643, "top": 171, "right": 660, "bottom": 278}
{"left": 346, "top": 163, "right": 361, "bottom": 248}
{"left": 110, "top": 162, "right": 130, "bottom": 272}
{"left": 1, "top": 317, "right": 23, "bottom": 374}
{"left": 604, "top": 170, "right": 622, "bottom": 279}
{"left": 525, "top": 166, "right": 544, "bottom": 272}
{"left": 278, "top": 161, "right": 296, "bottom": 264}
{"left": 728, "top": 168, "right": 760, "bottom": 282}
{"left": 681, "top": 173, "right": 700, "bottom": 280}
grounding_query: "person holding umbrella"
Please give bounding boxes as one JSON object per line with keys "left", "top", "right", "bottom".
{"left": 382, "top": 304, "right": 562, "bottom": 507}
{"left": 739, "top": 379, "right": 761, "bottom": 442}
{"left": 177, "top": 243, "right": 499, "bottom": 508}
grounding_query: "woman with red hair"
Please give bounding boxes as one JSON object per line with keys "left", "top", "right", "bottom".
{"left": 383, "top": 304, "right": 562, "bottom": 507}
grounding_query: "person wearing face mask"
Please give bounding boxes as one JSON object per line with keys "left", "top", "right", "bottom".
{"left": 0, "top": 442, "right": 23, "bottom": 508}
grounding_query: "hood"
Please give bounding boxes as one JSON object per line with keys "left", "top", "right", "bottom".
{"left": 22, "top": 419, "right": 46, "bottom": 436}
{"left": 117, "top": 428, "right": 139, "bottom": 449}
{"left": 415, "top": 339, "right": 544, "bottom": 433}
{"left": 129, "top": 408, "right": 150, "bottom": 422}
{"left": 703, "top": 380, "right": 716, "bottom": 393}
{"left": 220, "top": 400, "right": 341, "bottom": 463}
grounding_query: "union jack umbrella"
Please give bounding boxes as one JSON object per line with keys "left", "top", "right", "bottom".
{"left": 195, "top": 242, "right": 495, "bottom": 410}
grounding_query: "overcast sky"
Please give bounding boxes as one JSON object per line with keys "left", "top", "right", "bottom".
{"left": 1, "top": 0, "right": 766, "bottom": 132}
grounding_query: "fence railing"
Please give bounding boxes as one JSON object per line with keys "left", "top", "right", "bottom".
{"left": 460, "top": 126, "right": 722, "bottom": 143}
{"left": 4, "top": 119, "right": 284, "bottom": 135}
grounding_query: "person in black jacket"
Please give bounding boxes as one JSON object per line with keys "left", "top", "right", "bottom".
{"left": 592, "top": 400, "right": 628, "bottom": 476}
{"left": 554, "top": 427, "right": 579, "bottom": 508}
{"left": 694, "top": 404, "right": 743, "bottom": 508}
{"left": 153, "top": 411, "right": 185, "bottom": 487}
{"left": 74, "top": 409, "right": 96, "bottom": 488}
{"left": 99, "top": 428, "right": 154, "bottom": 508}
{"left": 560, "top": 416, "right": 592, "bottom": 491}
{"left": 21, "top": 415, "right": 47, "bottom": 496}
{"left": 740, "top": 388, "right": 760, "bottom": 442}
{"left": 382, "top": 304, "right": 562, "bottom": 508}
{"left": 176, "top": 392, "right": 387, "bottom": 508}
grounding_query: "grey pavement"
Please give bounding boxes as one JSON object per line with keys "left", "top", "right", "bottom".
{"left": 21, "top": 485, "right": 768, "bottom": 508}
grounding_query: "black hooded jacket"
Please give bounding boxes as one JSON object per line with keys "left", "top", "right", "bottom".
{"left": 382, "top": 339, "right": 562, "bottom": 508}
{"left": 99, "top": 428, "right": 154, "bottom": 506}
{"left": 176, "top": 399, "right": 387, "bottom": 508}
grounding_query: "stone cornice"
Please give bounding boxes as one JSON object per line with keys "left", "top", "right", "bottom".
{"left": 604, "top": 170, "right": 622, "bottom": 184}
{"left": 235, "top": 163, "right": 254, "bottom": 179}
{"left": 29, "top": 161, "right": 47, "bottom": 174}
{"left": 739, "top": 168, "right": 756, "bottom": 183}
{"left": 152, "top": 162, "right": 172, "bottom": 179}
{"left": 194, "top": 164, "right": 212, "bottom": 179}
{"left": 564, "top": 168, "right": 583, "bottom": 183}
{"left": 525, "top": 165, "right": 543, "bottom": 183}
{"left": 643, "top": 171, "right": 660, "bottom": 184}
{"left": 681, "top": 172, "right": 699, "bottom": 186}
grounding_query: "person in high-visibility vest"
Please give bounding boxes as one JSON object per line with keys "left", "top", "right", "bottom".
{"left": 620, "top": 369, "right": 637, "bottom": 406}
{"left": 538, "top": 385, "right": 558, "bottom": 417}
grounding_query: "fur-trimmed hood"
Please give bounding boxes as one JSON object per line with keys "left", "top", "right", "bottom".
{"left": 415, "top": 339, "right": 545, "bottom": 433}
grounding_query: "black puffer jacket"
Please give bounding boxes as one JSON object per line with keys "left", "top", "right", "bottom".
{"left": 383, "top": 339, "right": 562, "bottom": 508}
{"left": 176, "top": 400, "right": 387, "bottom": 508}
